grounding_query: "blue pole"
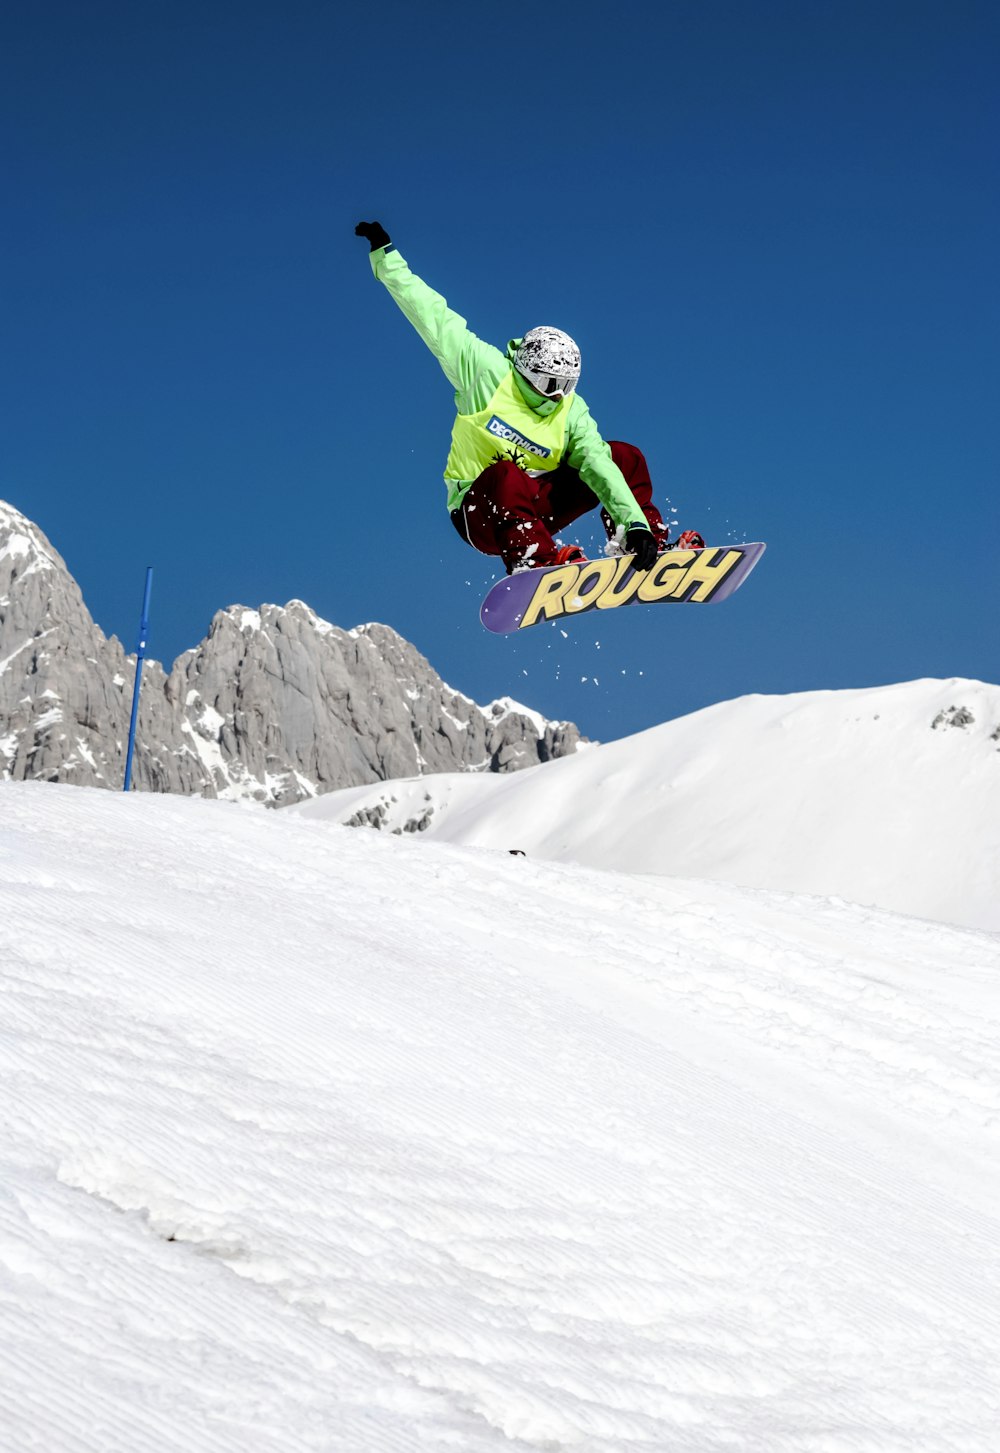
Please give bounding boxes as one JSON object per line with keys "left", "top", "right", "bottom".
{"left": 123, "top": 566, "right": 153, "bottom": 792}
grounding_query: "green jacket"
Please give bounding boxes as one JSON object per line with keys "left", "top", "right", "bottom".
{"left": 369, "top": 246, "right": 648, "bottom": 531}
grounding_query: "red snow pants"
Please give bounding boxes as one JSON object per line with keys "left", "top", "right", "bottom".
{"left": 450, "top": 441, "right": 668, "bottom": 573}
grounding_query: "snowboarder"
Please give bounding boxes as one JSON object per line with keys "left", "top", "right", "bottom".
{"left": 355, "top": 220, "right": 702, "bottom": 574}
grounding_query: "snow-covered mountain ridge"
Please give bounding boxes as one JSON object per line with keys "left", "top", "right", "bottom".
{"left": 1, "top": 780, "right": 998, "bottom": 1450}
{"left": 297, "top": 676, "right": 1000, "bottom": 932}
{"left": 0, "top": 500, "right": 582, "bottom": 804}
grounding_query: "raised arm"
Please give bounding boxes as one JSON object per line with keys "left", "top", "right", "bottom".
{"left": 355, "top": 221, "right": 504, "bottom": 397}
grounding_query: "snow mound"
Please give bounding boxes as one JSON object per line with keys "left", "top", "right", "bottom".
{"left": 297, "top": 677, "right": 1000, "bottom": 931}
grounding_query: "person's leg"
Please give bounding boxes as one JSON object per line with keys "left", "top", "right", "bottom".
{"left": 544, "top": 442, "right": 670, "bottom": 546}
{"left": 451, "top": 460, "right": 563, "bottom": 572}
{"left": 544, "top": 464, "right": 601, "bottom": 536}
{"left": 450, "top": 445, "right": 677, "bottom": 569}
{"left": 604, "top": 442, "right": 669, "bottom": 545}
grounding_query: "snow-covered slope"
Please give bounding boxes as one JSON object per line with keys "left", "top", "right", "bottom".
{"left": 2, "top": 781, "right": 998, "bottom": 1451}
{"left": 296, "top": 677, "right": 1000, "bottom": 932}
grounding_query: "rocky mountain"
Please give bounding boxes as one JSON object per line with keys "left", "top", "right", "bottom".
{"left": 0, "top": 502, "right": 583, "bottom": 805}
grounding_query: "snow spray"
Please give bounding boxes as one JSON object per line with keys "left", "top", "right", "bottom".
{"left": 123, "top": 566, "right": 153, "bottom": 792}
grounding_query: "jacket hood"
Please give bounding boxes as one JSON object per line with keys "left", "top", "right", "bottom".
{"left": 506, "top": 338, "right": 562, "bottom": 417}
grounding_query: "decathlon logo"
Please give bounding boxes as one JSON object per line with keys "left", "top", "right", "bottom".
{"left": 485, "top": 415, "right": 551, "bottom": 459}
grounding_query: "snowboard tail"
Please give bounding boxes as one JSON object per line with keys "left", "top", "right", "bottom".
{"left": 480, "top": 543, "right": 766, "bottom": 634}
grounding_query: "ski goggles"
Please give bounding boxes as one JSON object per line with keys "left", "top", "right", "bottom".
{"left": 519, "top": 367, "right": 579, "bottom": 402}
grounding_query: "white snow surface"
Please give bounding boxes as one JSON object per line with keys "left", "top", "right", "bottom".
{"left": 1, "top": 780, "right": 999, "bottom": 1451}
{"left": 297, "top": 678, "right": 1000, "bottom": 932}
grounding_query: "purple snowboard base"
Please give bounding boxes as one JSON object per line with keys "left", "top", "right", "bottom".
{"left": 480, "top": 542, "right": 766, "bottom": 634}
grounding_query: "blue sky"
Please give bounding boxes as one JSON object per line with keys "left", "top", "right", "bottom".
{"left": 3, "top": 0, "right": 997, "bottom": 743}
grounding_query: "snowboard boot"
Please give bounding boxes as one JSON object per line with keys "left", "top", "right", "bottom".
{"left": 552, "top": 544, "right": 587, "bottom": 566}
{"left": 509, "top": 542, "right": 587, "bottom": 574}
{"left": 659, "top": 529, "right": 705, "bottom": 552}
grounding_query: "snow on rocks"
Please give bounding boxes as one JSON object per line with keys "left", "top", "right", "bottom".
{"left": 1, "top": 780, "right": 999, "bottom": 1450}
{"left": 0, "top": 502, "right": 585, "bottom": 804}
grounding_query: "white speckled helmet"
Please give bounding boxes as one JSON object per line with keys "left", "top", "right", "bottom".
{"left": 514, "top": 326, "right": 581, "bottom": 401}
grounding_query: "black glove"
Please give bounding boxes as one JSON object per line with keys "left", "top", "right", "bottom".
{"left": 354, "top": 220, "right": 391, "bottom": 252}
{"left": 625, "top": 526, "right": 658, "bottom": 571}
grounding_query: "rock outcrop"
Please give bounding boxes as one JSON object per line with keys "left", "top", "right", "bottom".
{"left": 0, "top": 502, "right": 584, "bottom": 805}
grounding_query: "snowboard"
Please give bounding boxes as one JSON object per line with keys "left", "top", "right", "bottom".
{"left": 480, "top": 542, "right": 766, "bottom": 634}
